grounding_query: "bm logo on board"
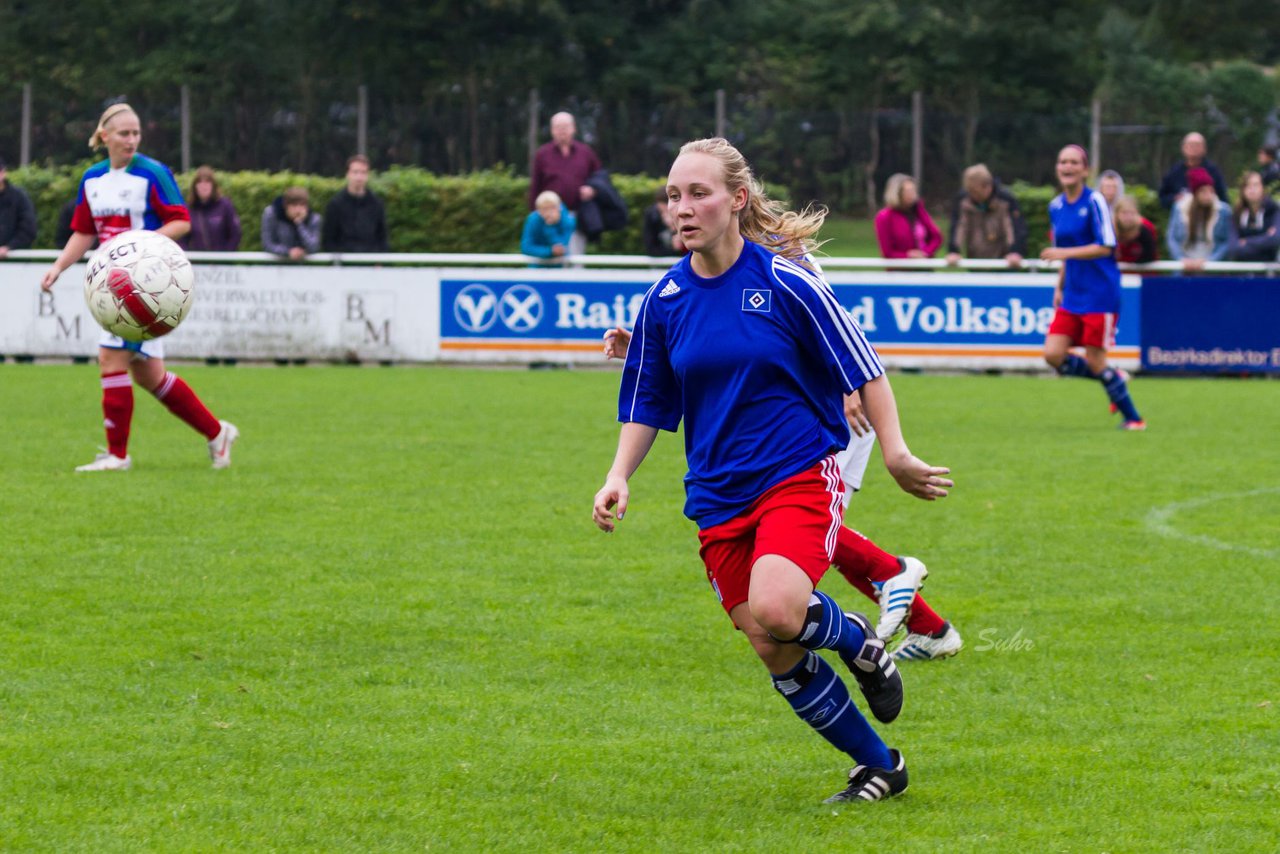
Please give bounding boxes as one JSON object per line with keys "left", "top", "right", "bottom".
{"left": 453, "top": 284, "right": 543, "bottom": 333}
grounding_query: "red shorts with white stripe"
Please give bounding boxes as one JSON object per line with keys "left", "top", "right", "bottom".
{"left": 1048, "top": 307, "right": 1117, "bottom": 350}
{"left": 697, "top": 455, "right": 844, "bottom": 618}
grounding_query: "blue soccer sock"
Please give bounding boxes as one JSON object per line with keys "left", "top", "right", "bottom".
{"left": 772, "top": 651, "right": 893, "bottom": 768}
{"left": 1057, "top": 353, "right": 1094, "bottom": 378}
{"left": 1099, "top": 367, "right": 1142, "bottom": 421}
{"left": 790, "top": 590, "right": 868, "bottom": 663}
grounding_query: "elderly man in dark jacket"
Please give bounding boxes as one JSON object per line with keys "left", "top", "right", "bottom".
{"left": 0, "top": 155, "right": 37, "bottom": 258}
{"left": 1158, "top": 132, "right": 1229, "bottom": 210}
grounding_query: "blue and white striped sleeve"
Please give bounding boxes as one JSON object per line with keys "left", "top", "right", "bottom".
{"left": 770, "top": 255, "right": 884, "bottom": 393}
{"left": 617, "top": 279, "right": 682, "bottom": 431}
{"left": 1089, "top": 190, "right": 1117, "bottom": 248}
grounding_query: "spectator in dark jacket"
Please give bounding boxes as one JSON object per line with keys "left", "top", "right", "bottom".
{"left": 944, "top": 164, "right": 1026, "bottom": 267}
{"left": 1158, "top": 132, "right": 1228, "bottom": 210}
{"left": 262, "top": 186, "right": 322, "bottom": 260}
{"left": 577, "top": 169, "right": 628, "bottom": 243}
{"left": 183, "top": 165, "right": 241, "bottom": 251}
{"left": 322, "top": 155, "right": 389, "bottom": 253}
{"left": 1230, "top": 171, "right": 1280, "bottom": 262}
{"left": 641, "top": 187, "right": 685, "bottom": 257}
{"left": 0, "top": 155, "right": 37, "bottom": 258}
{"left": 529, "top": 112, "right": 601, "bottom": 256}
{"left": 1257, "top": 145, "right": 1280, "bottom": 192}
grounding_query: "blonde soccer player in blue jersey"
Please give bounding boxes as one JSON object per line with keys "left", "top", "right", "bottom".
{"left": 592, "top": 138, "right": 952, "bottom": 803}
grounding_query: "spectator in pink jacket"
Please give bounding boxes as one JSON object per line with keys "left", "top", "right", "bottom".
{"left": 874, "top": 173, "right": 942, "bottom": 259}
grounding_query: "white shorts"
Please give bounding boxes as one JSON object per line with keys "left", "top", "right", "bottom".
{"left": 835, "top": 429, "right": 877, "bottom": 508}
{"left": 99, "top": 330, "right": 164, "bottom": 359}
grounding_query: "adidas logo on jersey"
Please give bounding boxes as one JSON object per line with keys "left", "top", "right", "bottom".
{"left": 658, "top": 280, "right": 681, "bottom": 297}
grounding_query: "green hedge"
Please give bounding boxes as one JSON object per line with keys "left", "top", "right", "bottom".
{"left": 1007, "top": 181, "right": 1165, "bottom": 256}
{"left": 8, "top": 163, "right": 1167, "bottom": 257}
{"left": 8, "top": 164, "right": 666, "bottom": 255}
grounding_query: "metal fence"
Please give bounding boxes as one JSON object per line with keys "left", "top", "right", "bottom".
{"left": 2, "top": 82, "right": 1265, "bottom": 213}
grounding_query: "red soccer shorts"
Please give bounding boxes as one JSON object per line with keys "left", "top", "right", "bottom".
{"left": 1048, "top": 307, "right": 1117, "bottom": 349}
{"left": 697, "top": 455, "right": 844, "bottom": 618}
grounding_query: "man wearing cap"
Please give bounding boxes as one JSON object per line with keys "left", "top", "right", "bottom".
{"left": 1157, "top": 132, "right": 1228, "bottom": 210}
{"left": 0, "top": 155, "right": 38, "bottom": 258}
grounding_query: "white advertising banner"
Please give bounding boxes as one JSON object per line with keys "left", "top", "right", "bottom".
{"left": 3, "top": 262, "right": 442, "bottom": 362}
{"left": 2, "top": 260, "right": 1139, "bottom": 370}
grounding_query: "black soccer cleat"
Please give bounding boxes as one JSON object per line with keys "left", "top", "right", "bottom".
{"left": 841, "top": 611, "right": 904, "bottom": 723}
{"left": 824, "top": 748, "right": 909, "bottom": 803}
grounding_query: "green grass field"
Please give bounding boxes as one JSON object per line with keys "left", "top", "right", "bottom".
{"left": 817, "top": 216, "right": 881, "bottom": 258}
{"left": 2, "top": 364, "right": 1277, "bottom": 851}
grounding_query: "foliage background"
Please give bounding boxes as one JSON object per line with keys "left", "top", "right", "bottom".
{"left": 1, "top": 0, "right": 1277, "bottom": 214}
{"left": 9, "top": 163, "right": 1167, "bottom": 256}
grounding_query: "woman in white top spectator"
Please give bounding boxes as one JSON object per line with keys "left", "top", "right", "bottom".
{"left": 1166, "top": 166, "right": 1232, "bottom": 271}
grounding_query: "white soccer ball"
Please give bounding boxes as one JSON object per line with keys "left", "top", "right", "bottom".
{"left": 83, "top": 229, "right": 195, "bottom": 341}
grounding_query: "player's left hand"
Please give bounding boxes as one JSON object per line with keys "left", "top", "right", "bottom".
{"left": 1039, "top": 247, "right": 1066, "bottom": 262}
{"left": 592, "top": 474, "right": 630, "bottom": 532}
{"left": 887, "top": 453, "right": 952, "bottom": 501}
{"left": 844, "top": 392, "right": 872, "bottom": 437}
{"left": 603, "top": 326, "right": 631, "bottom": 360}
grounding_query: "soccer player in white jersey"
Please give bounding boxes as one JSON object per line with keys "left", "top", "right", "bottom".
{"left": 592, "top": 138, "right": 953, "bottom": 803}
{"left": 39, "top": 104, "right": 238, "bottom": 471}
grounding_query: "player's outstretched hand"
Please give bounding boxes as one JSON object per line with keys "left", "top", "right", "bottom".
{"left": 844, "top": 392, "right": 872, "bottom": 437}
{"left": 887, "top": 453, "right": 952, "bottom": 501}
{"left": 592, "top": 474, "right": 630, "bottom": 532}
{"left": 603, "top": 326, "right": 632, "bottom": 360}
{"left": 40, "top": 266, "right": 61, "bottom": 292}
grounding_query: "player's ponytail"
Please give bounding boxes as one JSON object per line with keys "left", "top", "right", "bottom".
{"left": 677, "top": 137, "right": 827, "bottom": 266}
{"left": 89, "top": 103, "right": 137, "bottom": 150}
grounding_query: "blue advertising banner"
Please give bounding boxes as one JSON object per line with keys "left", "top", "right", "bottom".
{"left": 439, "top": 272, "right": 1140, "bottom": 368}
{"left": 1140, "top": 277, "right": 1280, "bottom": 373}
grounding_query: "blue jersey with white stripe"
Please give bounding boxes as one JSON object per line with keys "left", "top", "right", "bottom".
{"left": 1049, "top": 186, "right": 1121, "bottom": 314}
{"left": 619, "top": 239, "right": 884, "bottom": 527}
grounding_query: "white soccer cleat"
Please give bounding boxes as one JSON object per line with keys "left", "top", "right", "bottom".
{"left": 75, "top": 451, "right": 132, "bottom": 472}
{"left": 208, "top": 420, "right": 239, "bottom": 469}
{"left": 891, "top": 623, "right": 963, "bottom": 661}
{"left": 874, "top": 557, "right": 928, "bottom": 640}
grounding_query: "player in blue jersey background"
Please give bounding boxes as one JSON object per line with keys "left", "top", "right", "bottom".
{"left": 1039, "top": 144, "right": 1145, "bottom": 430}
{"left": 591, "top": 138, "right": 952, "bottom": 803}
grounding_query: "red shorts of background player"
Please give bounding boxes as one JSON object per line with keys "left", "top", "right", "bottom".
{"left": 1048, "top": 307, "right": 1117, "bottom": 349}
{"left": 697, "top": 455, "right": 843, "bottom": 621}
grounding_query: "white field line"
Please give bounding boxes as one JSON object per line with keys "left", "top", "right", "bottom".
{"left": 1144, "top": 487, "right": 1280, "bottom": 559}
